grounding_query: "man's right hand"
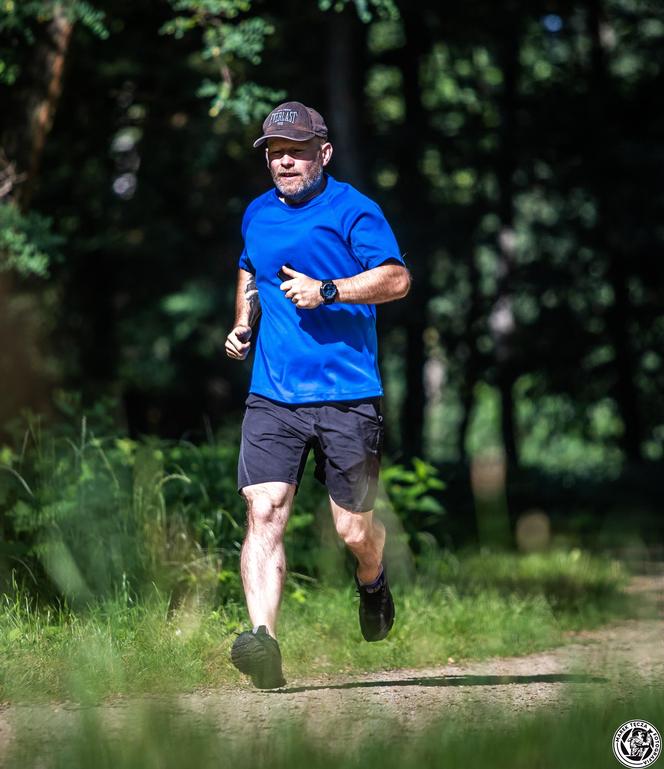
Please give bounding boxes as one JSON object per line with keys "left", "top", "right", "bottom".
{"left": 225, "top": 325, "right": 252, "bottom": 360}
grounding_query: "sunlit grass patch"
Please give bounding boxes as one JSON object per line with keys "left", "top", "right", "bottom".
{"left": 0, "top": 548, "right": 634, "bottom": 703}
{"left": 0, "top": 591, "right": 242, "bottom": 701}
{"left": 281, "top": 585, "right": 563, "bottom": 677}
{"left": 428, "top": 548, "right": 629, "bottom": 602}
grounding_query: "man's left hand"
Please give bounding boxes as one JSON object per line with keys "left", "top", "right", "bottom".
{"left": 279, "top": 265, "right": 324, "bottom": 309}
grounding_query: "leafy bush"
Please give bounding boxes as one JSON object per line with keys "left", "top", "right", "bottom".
{"left": 375, "top": 457, "right": 445, "bottom": 556}
{"left": 0, "top": 401, "right": 452, "bottom": 605}
{"left": 1, "top": 409, "right": 246, "bottom": 605}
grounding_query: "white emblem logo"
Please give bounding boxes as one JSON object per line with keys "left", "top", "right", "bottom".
{"left": 613, "top": 720, "right": 662, "bottom": 767}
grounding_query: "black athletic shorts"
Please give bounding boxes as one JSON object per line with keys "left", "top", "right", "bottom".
{"left": 238, "top": 393, "right": 385, "bottom": 512}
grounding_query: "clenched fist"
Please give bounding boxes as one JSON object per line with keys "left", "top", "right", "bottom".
{"left": 225, "top": 324, "right": 252, "bottom": 360}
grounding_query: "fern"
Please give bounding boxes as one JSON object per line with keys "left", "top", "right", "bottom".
{"left": 0, "top": 203, "right": 63, "bottom": 278}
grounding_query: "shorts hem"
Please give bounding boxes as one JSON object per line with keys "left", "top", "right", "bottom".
{"left": 237, "top": 477, "right": 299, "bottom": 494}
{"left": 327, "top": 492, "right": 376, "bottom": 514}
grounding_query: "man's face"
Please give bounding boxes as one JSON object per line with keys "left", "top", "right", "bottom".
{"left": 266, "top": 137, "right": 332, "bottom": 202}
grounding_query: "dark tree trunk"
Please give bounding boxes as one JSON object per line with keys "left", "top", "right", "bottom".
{"left": 587, "top": 0, "right": 642, "bottom": 462}
{"left": 325, "top": 8, "right": 367, "bottom": 187}
{"left": 1, "top": 3, "right": 73, "bottom": 210}
{"left": 605, "top": 259, "right": 642, "bottom": 461}
{"left": 0, "top": 5, "right": 73, "bottom": 425}
{"left": 491, "top": 13, "right": 520, "bottom": 466}
{"left": 457, "top": 246, "right": 484, "bottom": 461}
{"left": 396, "top": 6, "right": 430, "bottom": 460}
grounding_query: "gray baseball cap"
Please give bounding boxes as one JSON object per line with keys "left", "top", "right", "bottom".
{"left": 253, "top": 101, "right": 328, "bottom": 148}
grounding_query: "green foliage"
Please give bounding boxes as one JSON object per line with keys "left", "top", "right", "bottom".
{"left": 376, "top": 458, "right": 445, "bottom": 554}
{"left": 0, "top": 412, "right": 247, "bottom": 604}
{"left": 202, "top": 16, "right": 270, "bottom": 65}
{"left": 66, "top": 0, "right": 107, "bottom": 38}
{"left": 165, "top": 0, "right": 251, "bottom": 22}
{"left": 0, "top": 0, "right": 107, "bottom": 35}
{"left": 1, "top": 0, "right": 663, "bottom": 531}
{"left": 515, "top": 378, "right": 626, "bottom": 475}
{"left": 0, "top": 202, "right": 62, "bottom": 277}
{"left": 160, "top": 0, "right": 283, "bottom": 121}
{"left": 0, "top": 406, "right": 446, "bottom": 603}
{"left": 428, "top": 549, "right": 629, "bottom": 607}
{"left": 318, "top": 0, "right": 400, "bottom": 23}
{"left": 0, "top": 0, "right": 107, "bottom": 84}
{"left": 197, "top": 80, "right": 286, "bottom": 122}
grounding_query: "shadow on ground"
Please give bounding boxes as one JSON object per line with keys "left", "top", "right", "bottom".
{"left": 275, "top": 673, "right": 607, "bottom": 694}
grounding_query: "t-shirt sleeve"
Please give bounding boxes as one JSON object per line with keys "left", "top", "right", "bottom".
{"left": 238, "top": 246, "right": 255, "bottom": 275}
{"left": 348, "top": 204, "right": 404, "bottom": 271}
{"left": 237, "top": 206, "right": 256, "bottom": 274}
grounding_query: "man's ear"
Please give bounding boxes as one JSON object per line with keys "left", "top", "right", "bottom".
{"left": 265, "top": 148, "right": 270, "bottom": 169}
{"left": 321, "top": 142, "right": 333, "bottom": 167}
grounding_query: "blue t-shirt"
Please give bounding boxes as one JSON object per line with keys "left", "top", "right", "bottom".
{"left": 238, "top": 175, "right": 404, "bottom": 404}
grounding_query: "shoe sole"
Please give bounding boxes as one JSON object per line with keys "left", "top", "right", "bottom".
{"left": 231, "top": 632, "right": 286, "bottom": 689}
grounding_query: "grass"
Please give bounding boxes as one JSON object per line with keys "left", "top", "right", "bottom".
{"left": 4, "top": 687, "right": 663, "bottom": 769}
{"left": 0, "top": 549, "right": 636, "bottom": 703}
{"left": 428, "top": 547, "right": 630, "bottom": 605}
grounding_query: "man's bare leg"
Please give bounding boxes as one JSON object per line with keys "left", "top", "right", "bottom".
{"left": 240, "top": 482, "right": 295, "bottom": 638}
{"left": 329, "top": 495, "right": 394, "bottom": 641}
{"left": 329, "top": 496, "right": 386, "bottom": 583}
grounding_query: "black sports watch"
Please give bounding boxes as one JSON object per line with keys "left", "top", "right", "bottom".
{"left": 320, "top": 280, "right": 338, "bottom": 305}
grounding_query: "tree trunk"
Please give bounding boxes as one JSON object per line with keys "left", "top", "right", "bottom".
{"left": 491, "top": 14, "right": 520, "bottom": 466}
{"left": 325, "top": 7, "right": 367, "bottom": 188}
{"left": 397, "top": 7, "right": 430, "bottom": 460}
{"left": 1, "top": 3, "right": 73, "bottom": 211}
{"left": 587, "top": 0, "right": 642, "bottom": 462}
{"left": 457, "top": 246, "right": 484, "bottom": 461}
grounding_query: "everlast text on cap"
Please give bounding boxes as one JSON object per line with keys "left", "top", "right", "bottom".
{"left": 253, "top": 101, "right": 328, "bottom": 148}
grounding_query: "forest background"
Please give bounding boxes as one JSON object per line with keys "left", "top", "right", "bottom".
{"left": 1, "top": 0, "right": 662, "bottom": 604}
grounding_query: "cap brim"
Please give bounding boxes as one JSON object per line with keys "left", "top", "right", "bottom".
{"left": 253, "top": 129, "right": 317, "bottom": 149}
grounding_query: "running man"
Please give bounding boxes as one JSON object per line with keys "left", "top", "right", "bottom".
{"left": 225, "top": 101, "right": 410, "bottom": 689}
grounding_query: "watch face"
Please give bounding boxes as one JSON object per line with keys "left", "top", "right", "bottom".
{"left": 322, "top": 282, "right": 336, "bottom": 299}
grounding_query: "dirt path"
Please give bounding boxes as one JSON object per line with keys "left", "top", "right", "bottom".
{"left": 1, "top": 575, "right": 662, "bottom": 755}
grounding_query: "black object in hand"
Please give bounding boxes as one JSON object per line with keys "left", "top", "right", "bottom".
{"left": 277, "top": 263, "right": 294, "bottom": 281}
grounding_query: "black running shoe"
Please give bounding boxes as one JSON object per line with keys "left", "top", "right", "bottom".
{"left": 230, "top": 625, "right": 286, "bottom": 689}
{"left": 355, "top": 569, "right": 395, "bottom": 642}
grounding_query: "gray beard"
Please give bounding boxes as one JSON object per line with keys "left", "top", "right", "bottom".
{"left": 273, "top": 166, "right": 324, "bottom": 202}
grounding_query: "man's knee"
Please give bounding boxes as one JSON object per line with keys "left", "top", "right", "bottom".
{"left": 334, "top": 510, "right": 373, "bottom": 548}
{"left": 246, "top": 495, "right": 282, "bottom": 528}
{"left": 242, "top": 484, "right": 291, "bottom": 532}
